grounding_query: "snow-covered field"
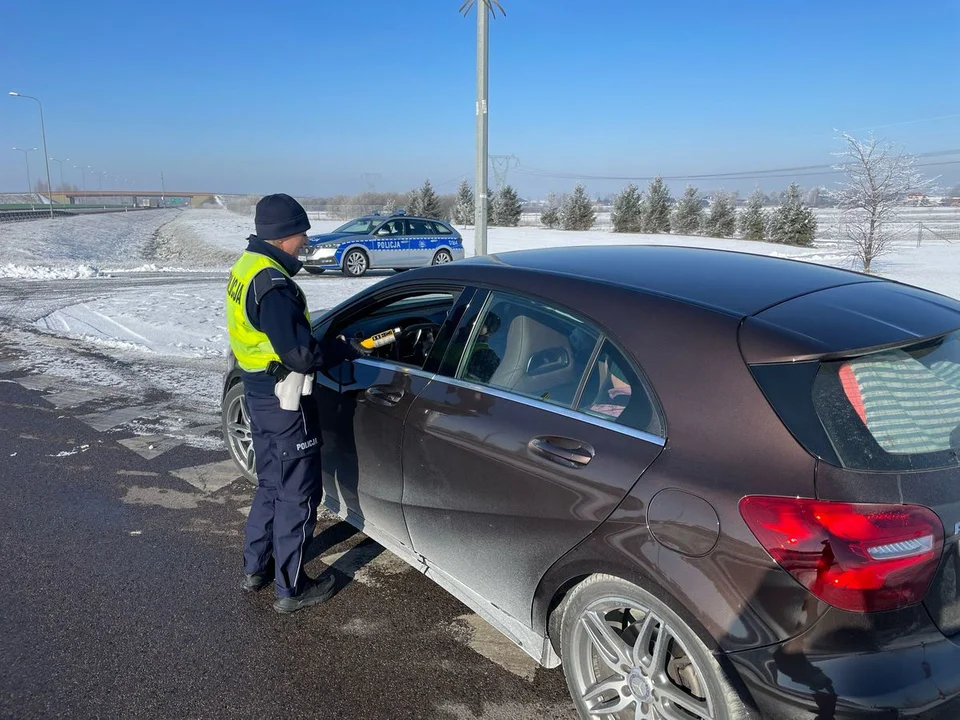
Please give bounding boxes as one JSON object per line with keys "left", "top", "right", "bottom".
{"left": 1, "top": 207, "right": 958, "bottom": 362}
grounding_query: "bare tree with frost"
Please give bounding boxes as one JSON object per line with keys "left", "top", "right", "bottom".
{"left": 830, "top": 132, "right": 935, "bottom": 273}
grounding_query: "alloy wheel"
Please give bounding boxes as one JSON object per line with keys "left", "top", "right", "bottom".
{"left": 225, "top": 390, "right": 256, "bottom": 481}
{"left": 345, "top": 250, "right": 368, "bottom": 276}
{"left": 569, "top": 597, "right": 716, "bottom": 720}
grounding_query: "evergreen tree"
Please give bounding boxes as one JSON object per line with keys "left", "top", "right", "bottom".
{"left": 561, "top": 184, "right": 596, "bottom": 231}
{"left": 611, "top": 183, "right": 643, "bottom": 233}
{"left": 406, "top": 186, "right": 422, "bottom": 216}
{"left": 642, "top": 176, "right": 672, "bottom": 233}
{"left": 453, "top": 179, "right": 474, "bottom": 225}
{"left": 492, "top": 184, "right": 522, "bottom": 227}
{"left": 671, "top": 185, "right": 704, "bottom": 235}
{"left": 739, "top": 189, "right": 767, "bottom": 241}
{"left": 541, "top": 192, "right": 561, "bottom": 228}
{"left": 769, "top": 183, "right": 818, "bottom": 247}
{"left": 418, "top": 179, "right": 442, "bottom": 219}
{"left": 703, "top": 191, "right": 737, "bottom": 238}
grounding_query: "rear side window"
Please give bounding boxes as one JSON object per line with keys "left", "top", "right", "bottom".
{"left": 812, "top": 332, "right": 960, "bottom": 470}
{"left": 432, "top": 222, "right": 453, "bottom": 235}
{"left": 576, "top": 340, "right": 663, "bottom": 437}
{"left": 406, "top": 219, "right": 435, "bottom": 235}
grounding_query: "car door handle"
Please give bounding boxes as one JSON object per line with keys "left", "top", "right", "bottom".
{"left": 528, "top": 436, "right": 595, "bottom": 468}
{"left": 363, "top": 386, "right": 404, "bottom": 407}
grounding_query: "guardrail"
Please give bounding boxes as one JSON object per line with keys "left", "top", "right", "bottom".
{"left": 0, "top": 206, "right": 169, "bottom": 224}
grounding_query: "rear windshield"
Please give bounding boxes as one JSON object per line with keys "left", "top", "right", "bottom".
{"left": 813, "top": 332, "right": 960, "bottom": 470}
{"left": 751, "top": 330, "right": 960, "bottom": 472}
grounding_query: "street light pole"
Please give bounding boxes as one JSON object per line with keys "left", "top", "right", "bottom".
{"left": 50, "top": 157, "right": 69, "bottom": 191}
{"left": 13, "top": 147, "right": 37, "bottom": 198}
{"left": 9, "top": 92, "right": 55, "bottom": 218}
{"left": 460, "top": 0, "right": 505, "bottom": 257}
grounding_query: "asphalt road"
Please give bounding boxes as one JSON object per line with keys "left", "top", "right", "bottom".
{"left": 0, "top": 353, "right": 575, "bottom": 719}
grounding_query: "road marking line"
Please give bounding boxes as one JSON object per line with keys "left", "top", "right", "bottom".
{"left": 170, "top": 460, "right": 241, "bottom": 494}
{"left": 78, "top": 404, "right": 165, "bottom": 432}
{"left": 319, "top": 543, "right": 411, "bottom": 586}
{"left": 42, "top": 387, "right": 111, "bottom": 408}
{"left": 118, "top": 434, "right": 185, "bottom": 459}
{"left": 12, "top": 374, "right": 63, "bottom": 391}
{"left": 0, "top": 360, "right": 24, "bottom": 375}
{"left": 121, "top": 485, "right": 202, "bottom": 510}
{"left": 449, "top": 613, "right": 539, "bottom": 682}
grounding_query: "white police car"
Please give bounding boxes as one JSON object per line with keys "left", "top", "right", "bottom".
{"left": 298, "top": 210, "right": 465, "bottom": 277}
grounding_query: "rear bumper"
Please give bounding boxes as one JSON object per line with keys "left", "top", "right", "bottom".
{"left": 727, "top": 605, "right": 960, "bottom": 718}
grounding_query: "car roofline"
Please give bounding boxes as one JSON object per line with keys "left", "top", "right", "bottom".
{"left": 469, "top": 250, "right": 880, "bottom": 319}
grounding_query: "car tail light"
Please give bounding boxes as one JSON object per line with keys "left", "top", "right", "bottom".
{"left": 739, "top": 496, "right": 944, "bottom": 613}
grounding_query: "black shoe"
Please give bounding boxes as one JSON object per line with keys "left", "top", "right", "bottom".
{"left": 241, "top": 561, "right": 274, "bottom": 593}
{"left": 273, "top": 574, "right": 336, "bottom": 614}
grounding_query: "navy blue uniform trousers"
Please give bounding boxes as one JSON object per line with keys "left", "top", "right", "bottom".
{"left": 242, "top": 386, "right": 322, "bottom": 598}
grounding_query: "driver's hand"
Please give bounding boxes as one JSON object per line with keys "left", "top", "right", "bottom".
{"left": 333, "top": 334, "right": 370, "bottom": 360}
{"left": 347, "top": 337, "right": 372, "bottom": 358}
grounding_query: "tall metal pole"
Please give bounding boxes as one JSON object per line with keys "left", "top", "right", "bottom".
{"left": 161, "top": 171, "right": 166, "bottom": 208}
{"left": 474, "top": 3, "right": 489, "bottom": 257}
{"left": 50, "top": 157, "right": 68, "bottom": 190}
{"left": 9, "top": 93, "right": 54, "bottom": 218}
{"left": 13, "top": 148, "right": 36, "bottom": 196}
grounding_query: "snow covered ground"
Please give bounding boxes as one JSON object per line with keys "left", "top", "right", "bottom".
{"left": 1, "top": 207, "right": 958, "bottom": 362}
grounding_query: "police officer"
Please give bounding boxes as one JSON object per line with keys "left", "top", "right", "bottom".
{"left": 226, "top": 193, "right": 364, "bottom": 614}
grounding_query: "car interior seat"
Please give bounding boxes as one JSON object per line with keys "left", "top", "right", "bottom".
{"left": 488, "top": 312, "right": 577, "bottom": 403}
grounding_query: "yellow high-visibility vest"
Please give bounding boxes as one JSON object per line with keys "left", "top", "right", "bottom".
{"left": 226, "top": 251, "right": 309, "bottom": 372}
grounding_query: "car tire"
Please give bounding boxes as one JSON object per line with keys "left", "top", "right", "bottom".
{"left": 303, "top": 267, "right": 326, "bottom": 275}
{"left": 342, "top": 249, "right": 369, "bottom": 277}
{"left": 432, "top": 249, "right": 453, "bottom": 265}
{"left": 222, "top": 382, "right": 257, "bottom": 487}
{"left": 559, "top": 574, "right": 750, "bottom": 720}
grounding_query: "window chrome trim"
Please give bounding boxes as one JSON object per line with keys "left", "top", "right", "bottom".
{"left": 438, "top": 375, "right": 666, "bottom": 447}
{"left": 351, "top": 358, "right": 664, "bottom": 445}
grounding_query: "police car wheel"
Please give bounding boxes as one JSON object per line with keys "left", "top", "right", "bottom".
{"left": 343, "top": 249, "right": 369, "bottom": 277}
{"left": 432, "top": 249, "right": 453, "bottom": 265}
{"left": 222, "top": 382, "right": 257, "bottom": 486}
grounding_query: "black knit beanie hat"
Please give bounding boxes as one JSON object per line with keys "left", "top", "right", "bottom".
{"left": 255, "top": 193, "right": 311, "bottom": 241}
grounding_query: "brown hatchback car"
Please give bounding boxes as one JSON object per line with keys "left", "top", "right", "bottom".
{"left": 221, "top": 245, "right": 960, "bottom": 719}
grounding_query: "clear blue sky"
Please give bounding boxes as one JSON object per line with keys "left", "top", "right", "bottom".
{"left": 2, "top": 0, "right": 958, "bottom": 198}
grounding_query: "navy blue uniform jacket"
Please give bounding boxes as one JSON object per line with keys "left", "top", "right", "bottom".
{"left": 239, "top": 235, "right": 350, "bottom": 394}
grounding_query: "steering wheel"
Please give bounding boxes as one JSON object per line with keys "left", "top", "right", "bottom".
{"left": 397, "top": 322, "right": 441, "bottom": 363}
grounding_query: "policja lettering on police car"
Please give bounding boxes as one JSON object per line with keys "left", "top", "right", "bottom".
{"left": 225, "top": 193, "right": 370, "bottom": 614}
